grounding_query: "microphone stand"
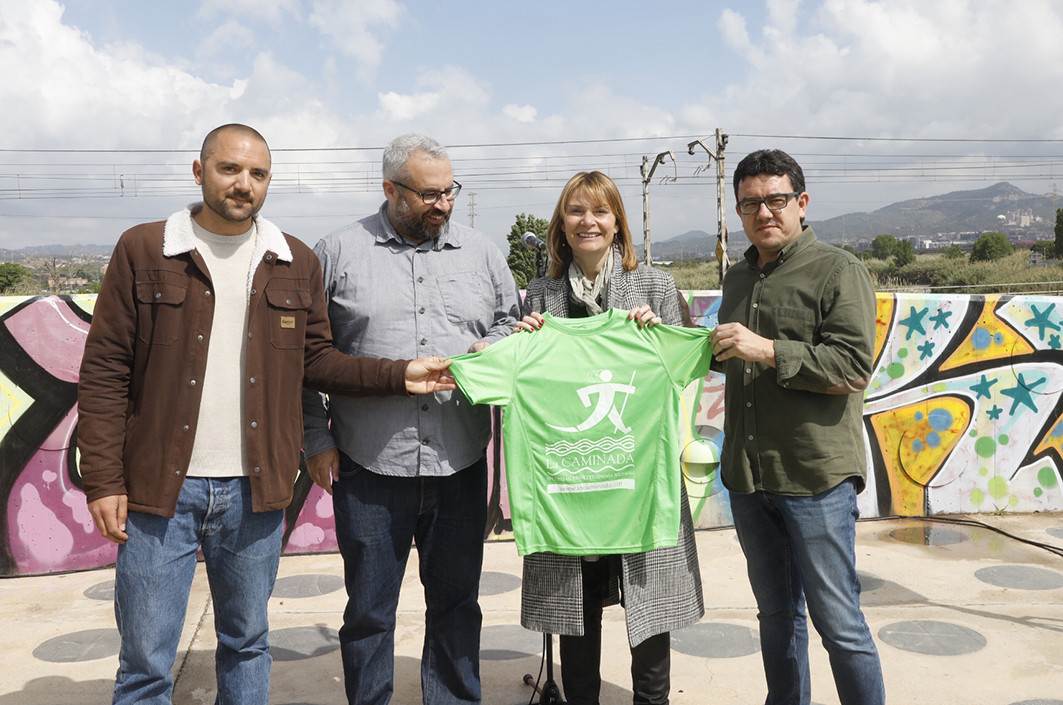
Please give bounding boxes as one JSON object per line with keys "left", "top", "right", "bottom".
{"left": 520, "top": 243, "right": 565, "bottom": 704}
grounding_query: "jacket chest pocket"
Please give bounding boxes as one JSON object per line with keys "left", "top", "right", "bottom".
{"left": 265, "top": 284, "right": 311, "bottom": 349}
{"left": 135, "top": 278, "right": 188, "bottom": 346}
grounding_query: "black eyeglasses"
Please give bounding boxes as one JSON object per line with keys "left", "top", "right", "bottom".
{"left": 391, "top": 180, "right": 462, "bottom": 205}
{"left": 736, "top": 192, "right": 800, "bottom": 215}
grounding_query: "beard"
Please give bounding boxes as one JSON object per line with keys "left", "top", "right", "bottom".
{"left": 394, "top": 197, "right": 449, "bottom": 243}
{"left": 202, "top": 185, "right": 261, "bottom": 225}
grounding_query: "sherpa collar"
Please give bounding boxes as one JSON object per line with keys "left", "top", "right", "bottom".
{"left": 162, "top": 203, "right": 293, "bottom": 263}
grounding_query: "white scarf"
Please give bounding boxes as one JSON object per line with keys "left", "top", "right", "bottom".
{"left": 567, "top": 251, "right": 614, "bottom": 316}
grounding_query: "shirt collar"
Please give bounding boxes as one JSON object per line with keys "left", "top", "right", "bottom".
{"left": 373, "top": 201, "right": 462, "bottom": 251}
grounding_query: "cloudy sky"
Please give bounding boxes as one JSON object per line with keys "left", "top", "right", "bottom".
{"left": 2, "top": 0, "right": 1063, "bottom": 252}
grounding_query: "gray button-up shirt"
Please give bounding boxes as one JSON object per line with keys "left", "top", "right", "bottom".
{"left": 302, "top": 202, "right": 521, "bottom": 476}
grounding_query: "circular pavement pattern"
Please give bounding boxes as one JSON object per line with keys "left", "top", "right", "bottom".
{"left": 480, "top": 624, "right": 541, "bottom": 661}
{"left": 269, "top": 626, "right": 340, "bottom": 662}
{"left": 974, "top": 565, "right": 1063, "bottom": 590}
{"left": 479, "top": 570, "right": 521, "bottom": 596}
{"left": 84, "top": 580, "right": 115, "bottom": 601}
{"left": 877, "top": 620, "right": 986, "bottom": 656}
{"left": 33, "top": 628, "right": 120, "bottom": 662}
{"left": 888, "top": 526, "right": 969, "bottom": 546}
{"left": 1046, "top": 526, "right": 1063, "bottom": 540}
{"left": 670, "top": 622, "right": 759, "bottom": 659}
{"left": 272, "top": 573, "right": 345, "bottom": 599}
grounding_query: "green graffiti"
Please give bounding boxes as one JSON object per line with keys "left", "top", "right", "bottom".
{"left": 1038, "top": 466, "right": 1059, "bottom": 489}
{"left": 970, "top": 488, "right": 985, "bottom": 506}
{"left": 987, "top": 476, "right": 1009, "bottom": 499}
{"left": 887, "top": 362, "right": 905, "bottom": 379}
{"left": 975, "top": 436, "right": 996, "bottom": 458}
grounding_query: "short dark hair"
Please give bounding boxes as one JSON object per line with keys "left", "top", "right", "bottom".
{"left": 200, "top": 124, "right": 269, "bottom": 165}
{"left": 733, "top": 149, "right": 805, "bottom": 197}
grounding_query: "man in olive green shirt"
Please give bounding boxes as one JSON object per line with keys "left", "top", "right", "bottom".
{"left": 710, "top": 149, "right": 884, "bottom": 705}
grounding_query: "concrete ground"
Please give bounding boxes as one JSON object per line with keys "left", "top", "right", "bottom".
{"left": 2, "top": 513, "right": 1062, "bottom": 705}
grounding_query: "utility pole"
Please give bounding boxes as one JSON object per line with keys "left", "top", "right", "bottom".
{"left": 467, "top": 192, "right": 477, "bottom": 229}
{"left": 688, "top": 128, "right": 729, "bottom": 281}
{"left": 640, "top": 150, "right": 677, "bottom": 267}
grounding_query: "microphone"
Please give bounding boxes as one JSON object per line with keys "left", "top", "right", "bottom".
{"left": 522, "top": 232, "right": 548, "bottom": 252}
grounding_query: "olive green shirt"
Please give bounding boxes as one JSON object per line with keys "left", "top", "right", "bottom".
{"left": 717, "top": 226, "right": 876, "bottom": 496}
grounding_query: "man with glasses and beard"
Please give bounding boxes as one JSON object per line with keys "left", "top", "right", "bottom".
{"left": 302, "top": 133, "right": 521, "bottom": 705}
{"left": 710, "top": 149, "right": 885, "bottom": 705}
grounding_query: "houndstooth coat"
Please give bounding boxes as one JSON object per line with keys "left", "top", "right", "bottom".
{"left": 518, "top": 251, "right": 705, "bottom": 647}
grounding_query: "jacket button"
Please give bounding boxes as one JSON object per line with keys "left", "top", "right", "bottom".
{"left": 251, "top": 288, "right": 257, "bottom": 295}
{"left": 190, "top": 379, "right": 197, "bottom": 386}
{"left": 253, "top": 466, "right": 261, "bottom": 473}
{"left": 197, "top": 334, "right": 203, "bottom": 341}
{"left": 422, "top": 438, "right": 430, "bottom": 445}
{"left": 421, "top": 404, "right": 429, "bottom": 411}
{"left": 248, "top": 332, "right": 253, "bottom": 339}
{"left": 183, "top": 425, "right": 190, "bottom": 431}
{"left": 420, "top": 338, "right": 427, "bottom": 345}
{"left": 205, "top": 290, "right": 211, "bottom": 297}
{"left": 251, "top": 421, "right": 258, "bottom": 429}
{"left": 419, "top": 307, "right": 425, "bottom": 314}
{"left": 285, "top": 298, "right": 292, "bottom": 305}
{"left": 154, "top": 292, "right": 161, "bottom": 299}
{"left": 250, "top": 377, "right": 256, "bottom": 384}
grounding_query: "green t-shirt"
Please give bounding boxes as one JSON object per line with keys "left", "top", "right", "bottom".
{"left": 449, "top": 308, "right": 713, "bottom": 556}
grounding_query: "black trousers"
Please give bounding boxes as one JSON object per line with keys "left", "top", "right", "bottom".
{"left": 558, "top": 556, "right": 671, "bottom": 705}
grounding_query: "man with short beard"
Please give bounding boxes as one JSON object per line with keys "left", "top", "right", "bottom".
{"left": 78, "top": 124, "right": 457, "bottom": 705}
{"left": 302, "top": 133, "right": 521, "bottom": 705}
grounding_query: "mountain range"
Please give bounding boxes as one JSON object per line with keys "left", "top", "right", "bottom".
{"left": 639, "top": 182, "right": 1060, "bottom": 260}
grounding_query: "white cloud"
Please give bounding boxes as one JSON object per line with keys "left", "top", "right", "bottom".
{"left": 704, "top": 0, "right": 1063, "bottom": 141}
{"left": 376, "top": 65, "right": 490, "bottom": 123}
{"left": 503, "top": 104, "right": 538, "bottom": 123}
{"left": 308, "top": 0, "right": 403, "bottom": 84}
{"left": 196, "top": 0, "right": 302, "bottom": 28}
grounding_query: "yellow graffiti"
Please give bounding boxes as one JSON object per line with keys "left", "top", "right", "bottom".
{"left": 870, "top": 396, "right": 972, "bottom": 515}
{"left": 874, "top": 294, "right": 895, "bottom": 368}
{"left": 939, "top": 295, "right": 1033, "bottom": 372}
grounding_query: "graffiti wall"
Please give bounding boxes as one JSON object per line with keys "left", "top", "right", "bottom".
{"left": 2, "top": 291, "right": 1062, "bottom": 576}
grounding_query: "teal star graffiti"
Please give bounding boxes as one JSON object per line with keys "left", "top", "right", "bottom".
{"left": 970, "top": 375, "right": 997, "bottom": 400}
{"left": 899, "top": 306, "right": 929, "bottom": 340}
{"left": 929, "top": 308, "right": 953, "bottom": 330}
{"left": 1000, "top": 373, "right": 1046, "bottom": 415}
{"left": 1050, "top": 334, "right": 1061, "bottom": 350}
{"left": 987, "top": 405, "right": 1003, "bottom": 420}
{"left": 917, "top": 340, "right": 935, "bottom": 360}
{"left": 1025, "top": 303, "right": 1060, "bottom": 341}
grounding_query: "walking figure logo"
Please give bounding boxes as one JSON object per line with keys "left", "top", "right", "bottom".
{"left": 547, "top": 370, "right": 637, "bottom": 434}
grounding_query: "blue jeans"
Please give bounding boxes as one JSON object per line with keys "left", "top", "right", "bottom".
{"left": 729, "top": 479, "right": 885, "bottom": 705}
{"left": 112, "top": 477, "right": 284, "bottom": 705}
{"left": 333, "top": 453, "right": 488, "bottom": 705}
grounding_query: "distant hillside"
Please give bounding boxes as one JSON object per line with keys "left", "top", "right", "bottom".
{"left": 0, "top": 243, "right": 113, "bottom": 260}
{"left": 814, "top": 182, "right": 1057, "bottom": 242}
{"left": 631, "top": 182, "right": 1058, "bottom": 260}
{"left": 634, "top": 229, "right": 715, "bottom": 260}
